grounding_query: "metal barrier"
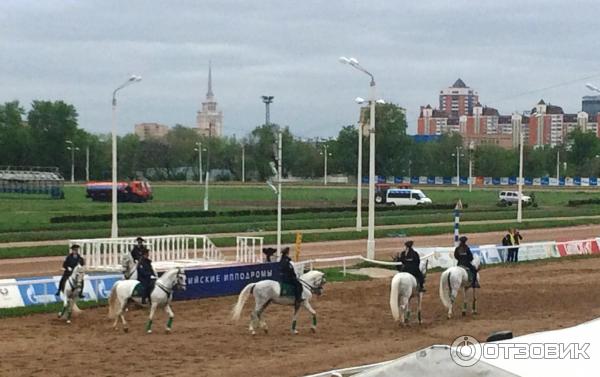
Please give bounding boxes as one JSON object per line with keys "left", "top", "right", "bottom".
{"left": 71, "top": 235, "right": 224, "bottom": 270}
{"left": 236, "top": 236, "right": 264, "bottom": 263}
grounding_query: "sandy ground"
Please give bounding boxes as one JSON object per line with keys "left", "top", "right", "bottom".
{"left": 1, "top": 224, "right": 599, "bottom": 279}
{"left": 1, "top": 256, "right": 600, "bottom": 377}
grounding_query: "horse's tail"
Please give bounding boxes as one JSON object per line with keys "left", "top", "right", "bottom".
{"left": 389, "top": 274, "right": 401, "bottom": 321}
{"left": 231, "top": 283, "right": 255, "bottom": 321}
{"left": 107, "top": 283, "right": 120, "bottom": 319}
{"left": 439, "top": 269, "right": 453, "bottom": 309}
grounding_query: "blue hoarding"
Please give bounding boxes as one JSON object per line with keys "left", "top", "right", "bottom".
{"left": 173, "top": 262, "right": 280, "bottom": 300}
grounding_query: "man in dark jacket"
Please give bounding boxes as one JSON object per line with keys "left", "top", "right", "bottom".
{"left": 454, "top": 236, "right": 480, "bottom": 288}
{"left": 56, "top": 244, "right": 85, "bottom": 297}
{"left": 137, "top": 248, "right": 157, "bottom": 304}
{"left": 130, "top": 237, "right": 147, "bottom": 263}
{"left": 279, "top": 247, "right": 302, "bottom": 305}
{"left": 394, "top": 241, "right": 426, "bottom": 292}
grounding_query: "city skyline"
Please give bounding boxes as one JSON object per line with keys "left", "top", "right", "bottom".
{"left": 2, "top": 1, "right": 600, "bottom": 138}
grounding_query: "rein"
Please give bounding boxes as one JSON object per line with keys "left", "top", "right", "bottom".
{"left": 299, "top": 278, "right": 322, "bottom": 295}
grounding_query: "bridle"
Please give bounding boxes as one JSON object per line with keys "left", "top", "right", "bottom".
{"left": 299, "top": 275, "right": 325, "bottom": 296}
{"left": 68, "top": 269, "right": 84, "bottom": 293}
{"left": 156, "top": 270, "right": 186, "bottom": 296}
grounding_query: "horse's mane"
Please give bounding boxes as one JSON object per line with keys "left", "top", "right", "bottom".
{"left": 159, "top": 268, "right": 183, "bottom": 282}
{"left": 301, "top": 270, "right": 323, "bottom": 281}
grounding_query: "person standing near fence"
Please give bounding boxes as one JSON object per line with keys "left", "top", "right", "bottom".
{"left": 503, "top": 228, "right": 523, "bottom": 263}
{"left": 512, "top": 228, "right": 523, "bottom": 262}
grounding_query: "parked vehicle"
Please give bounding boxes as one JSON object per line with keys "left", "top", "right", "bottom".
{"left": 384, "top": 189, "right": 432, "bottom": 206}
{"left": 86, "top": 180, "right": 153, "bottom": 202}
{"left": 498, "top": 191, "right": 531, "bottom": 206}
{"left": 374, "top": 183, "right": 412, "bottom": 204}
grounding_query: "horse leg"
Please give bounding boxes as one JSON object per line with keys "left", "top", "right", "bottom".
{"left": 257, "top": 300, "right": 271, "bottom": 334}
{"left": 66, "top": 299, "right": 73, "bottom": 324}
{"left": 472, "top": 288, "right": 478, "bottom": 315}
{"left": 291, "top": 301, "right": 301, "bottom": 335}
{"left": 462, "top": 287, "right": 468, "bottom": 316}
{"left": 164, "top": 304, "right": 175, "bottom": 333}
{"left": 417, "top": 292, "right": 423, "bottom": 325}
{"left": 448, "top": 285, "right": 455, "bottom": 319}
{"left": 401, "top": 295, "right": 410, "bottom": 326}
{"left": 303, "top": 300, "right": 318, "bottom": 334}
{"left": 146, "top": 302, "right": 157, "bottom": 334}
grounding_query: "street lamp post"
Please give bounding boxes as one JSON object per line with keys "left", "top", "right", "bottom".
{"left": 241, "top": 143, "right": 245, "bottom": 183}
{"left": 320, "top": 143, "right": 332, "bottom": 185}
{"left": 356, "top": 122, "right": 363, "bottom": 231}
{"left": 517, "top": 131, "right": 524, "bottom": 223}
{"left": 451, "top": 147, "right": 464, "bottom": 187}
{"left": 65, "top": 140, "right": 79, "bottom": 183}
{"left": 194, "top": 142, "right": 204, "bottom": 185}
{"left": 276, "top": 128, "right": 282, "bottom": 257}
{"left": 111, "top": 75, "right": 142, "bottom": 238}
{"left": 556, "top": 150, "right": 560, "bottom": 181}
{"left": 468, "top": 142, "right": 475, "bottom": 192}
{"left": 340, "top": 56, "right": 378, "bottom": 259}
{"left": 85, "top": 145, "right": 89, "bottom": 182}
{"left": 262, "top": 96, "right": 274, "bottom": 125}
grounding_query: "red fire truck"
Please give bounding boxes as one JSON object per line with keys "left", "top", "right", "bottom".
{"left": 86, "top": 180, "right": 153, "bottom": 202}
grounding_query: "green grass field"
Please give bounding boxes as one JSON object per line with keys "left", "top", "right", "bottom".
{"left": 1, "top": 184, "right": 599, "bottom": 257}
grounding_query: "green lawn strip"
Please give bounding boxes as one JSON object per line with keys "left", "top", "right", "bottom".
{"left": 321, "top": 267, "right": 371, "bottom": 282}
{"left": 0, "top": 299, "right": 108, "bottom": 319}
{"left": 0, "top": 245, "right": 65, "bottom": 259}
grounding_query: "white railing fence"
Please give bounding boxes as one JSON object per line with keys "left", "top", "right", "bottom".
{"left": 236, "top": 236, "right": 264, "bottom": 263}
{"left": 71, "top": 235, "right": 224, "bottom": 270}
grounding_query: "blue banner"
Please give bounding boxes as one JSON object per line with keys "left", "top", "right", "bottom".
{"left": 173, "top": 262, "right": 280, "bottom": 300}
{"left": 377, "top": 176, "right": 386, "bottom": 183}
{"left": 427, "top": 176, "right": 435, "bottom": 185}
{"left": 410, "top": 176, "right": 419, "bottom": 185}
{"left": 16, "top": 276, "right": 61, "bottom": 306}
{"left": 508, "top": 177, "right": 517, "bottom": 185}
{"left": 541, "top": 177, "right": 549, "bottom": 186}
{"left": 591, "top": 177, "right": 598, "bottom": 186}
{"left": 524, "top": 177, "right": 533, "bottom": 185}
{"left": 559, "top": 177, "right": 565, "bottom": 186}
{"left": 394, "top": 176, "right": 404, "bottom": 183}
{"left": 443, "top": 177, "right": 452, "bottom": 185}
{"left": 574, "top": 177, "right": 581, "bottom": 186}
{"left": 460, "top": 177, "right": 468, "bottom": 185}
{"left": 362, "top": 176, "right": 368, "bottom": 184}
{"left": 492, "top": 177, "right": 500, "bottom": 185}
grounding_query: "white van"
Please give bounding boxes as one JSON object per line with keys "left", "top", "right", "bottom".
{"left": 385, "top": 189, "right": 432, "bottom": 206}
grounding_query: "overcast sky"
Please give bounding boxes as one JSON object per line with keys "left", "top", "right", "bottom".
{"left": 2, "top": 0, "right": 600, "bottom": 138}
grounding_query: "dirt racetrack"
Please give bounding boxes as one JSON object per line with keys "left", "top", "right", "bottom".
{"left": 2, "top": 256, "right": 600, "bottom": 377}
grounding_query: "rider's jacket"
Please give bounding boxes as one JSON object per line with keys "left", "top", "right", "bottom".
{"left": 130, "top": 245, "right": 147, "bottom": 262}
{"left": 399, "top": 248, "right": 420, "bottom": 273}
{"left": 137, "top": 257, "right": 156, "bottom": 283}
{"left": 62, "top": 254, "right": 84, "bottom": 274}
{"left": 279, "top": 255, "right": 297, "bottom": 284}
{"left": 454, "top": 244, "right": 473, "bottom": 266}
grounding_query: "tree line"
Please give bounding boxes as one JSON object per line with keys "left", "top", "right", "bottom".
{"left": 2, "top": 100, "right": 600, "bottom": 181}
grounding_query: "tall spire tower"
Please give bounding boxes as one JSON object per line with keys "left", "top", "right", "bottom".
{"left": 196, "top": 60, "right": 223, "bottom": 137}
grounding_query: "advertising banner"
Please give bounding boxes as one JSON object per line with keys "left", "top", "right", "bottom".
{"left": 443, "top": 177, "right": 452, "bottom": 185}
{"left": 427, "top": 176, "right": 435, "bottom": 185}
{"left": 419, "top": 176, "right": 428, "bottom": 184}
{"left": 541, "top": 177, "right": 549, "bottom": 185}
{"left": 574, "top": 177, "right": 581, "bottom": 186}
{"left": 394, "top": 176, "right": 404, "bottom": 184}
{"left": 173, "top": 262, "right": 280, "bottom": 300}
{"left": 479, "top": 245, "right": 503, "bottom": 264}
{"left": 484, "top": 177, "right": 493, "bottom": 185}
{"left": 581, "top": 177, "right": 589, "bottom": 186}
{"left": 515, "top": 243, "right": 559, "bottom": 261}
{"left": 509, "top": 177, "right": 517, "bottom": 185}
{"left": 525, "top": 177, "right": 533, "bottom": 185}
{"left": 435, "top": 176, "right": 444, "bottom": 185}
{"left": 500, "top": 177, "right": 509, "bottom": 185}
{"left": 492, "top": 178, "right": 500, "bottom": 185}
{"left": 590, "top": 177, "right": 598, "bottom": 186}
{"left": 556, "top": 239, "right": 600, "bottom": 257}
{"left": 411, "top": 177, "right": 419, "bottom": 185}
{"left": 566, "top": 177, "right": 574, "bottom": 186}
{"left": 533, "top": 178, "right": 541, "bottom": 186}
{"left": 549, "top": 177, "right": 558, "bottom": 186}
{"left": 0, "top": 279, "right": 25, "bottom": 308}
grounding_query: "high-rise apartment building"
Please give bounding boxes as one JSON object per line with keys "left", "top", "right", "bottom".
{"left": 439, "top": 78, "right": 479, "bottom": 118}
{"left": 582, "top": 95, "right": 600, "bottom": 118}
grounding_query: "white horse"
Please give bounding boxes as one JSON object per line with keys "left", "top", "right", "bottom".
{"left": 390, "top": 260, "right": 429, "bottom": 326}
{"left": 439, "top": 256, "right": 481, "bottom": 319}
{"left": 58, "top": 264, "right": 85, "bottom": 324}
{"left": 231, "top": 270, "right": 326, "bottom": 335}
{"left": 107, "top": 268, "right": 186, "bottom": 333}
{"left": 120, "top": 253, "right": 138, "bottom": 280}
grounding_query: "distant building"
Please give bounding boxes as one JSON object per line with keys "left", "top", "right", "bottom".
{"left": 582, "top": 95, "right": 600, "bottom": 118}
{"left": 439, "top": 78, "right": 479, "bottom": 118}
{"left": 196, "top": 61, "right": 223, "bottom": 137}
{"left": 135, "top": 122, "right": 169, "bottom": 141}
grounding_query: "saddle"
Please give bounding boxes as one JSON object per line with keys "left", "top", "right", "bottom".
{"left": 458, "top": 265, "right": 475, "bottom": 285}
{"left": 279, "top": 282, "right": 296, "bottom": 297}
{"left": 132, "top": 283, "right": 145, "bottom": 298}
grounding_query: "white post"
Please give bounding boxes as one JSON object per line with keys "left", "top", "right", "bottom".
{"left": 242, "top": 144, "right": 245, "bottom": 183}
{"left": 323, "top": 144, "right": 328, "bottom": 185}
{"left": 556, "top": 150, "right": 560, "bottom": 181}
{"left": 517, "top": 132, "right": 524, "bottom": 223}
{"left": 456, "top": 146, "right": 460, "bottom": 187}
{"left": 203, "top": 171, "right": 209, "bottom": 211}
{"left": 195, "top": 142, "right": 203, "bottom": 185}
{"left": 356, "top": 122, "right": 362, "bottom": 232}
{"left": 71, "top": 145, "right": 75, "bottom": 183}
{"left": 469, "top": 156, "right": 473, "bottom": 192}
{"left": 85, "top": 146, "right": 89, "bottom": 182}
{"left": 111, "top": 97, "right": 118, "bottom": 238}
{"left": 366, "top": 82, "right": 376, "bottom": 260}
{"left": 277, "top": 128, "right": 283, "bottom": 257}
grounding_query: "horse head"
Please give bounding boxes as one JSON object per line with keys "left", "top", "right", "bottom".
{"left": 72, "top": 264, "right": 85, "bottom": 289}
{"left": 120, "top": 253, "right": 133, "bottom": 272}
{"left": 300, "top": 270, "right": 326, "bottom": 296}
{"left": 175, "top": 268, "right": 187, "bottom": 291}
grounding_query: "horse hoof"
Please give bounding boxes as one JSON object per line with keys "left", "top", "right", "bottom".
{"left": 123, "top": 327, "right": 129, "bottom": 333}
{"left": 263, "top": 328, "right": 268, "bottom": 334}
{"left": 165, "top": 328, "right": 171, "bottom": 334}
{"left": 310, "top": 327, "right": 316, "bottom": 334}
{"left": 462, "top": 312, "right": 466, "bottom": 317}
{"left": 146, "top": 330, "right": 152, "bottom": 334}
{"left": 251, "top": 331, "right": 256, "bottom": 336}
{"left": 57, "top": 312, "right": 62, "bottom": 318}
{"left": 66, "top": 320, "right": 71, "bottom": 324}
{"left": 292, "top": 330, "right": 299, "bottom": 335}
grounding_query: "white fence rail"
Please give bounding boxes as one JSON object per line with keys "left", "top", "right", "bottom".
{"left": 71, "top": 234, "right": 223, "bottom": 270}
{"left": 236, "top": 236, "right": 264, "bottom": 263}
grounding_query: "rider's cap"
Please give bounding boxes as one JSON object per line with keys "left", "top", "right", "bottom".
{"left": 70, "top": 244, "right": 80, "bottom": 250}
{"left": 136, "top": 237, "right": 145, "bottom": 242}
{"left": 459, "top": 236, "right": 468, "bottom": 242}
{"left": 404, "top": 240, "right": 414, "bottom": 248}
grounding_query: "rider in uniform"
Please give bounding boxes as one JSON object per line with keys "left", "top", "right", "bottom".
{"left": 279, "top": 247, "right": 302, "bottom": 306}
{"left": 395, "top": 240, "right": 426, "bottom": 292}
{"left": 130, "top": 237, "right": 147, "bottom": 263}
{"left": 137, "top": 248, "right": 157, "bottom": 304}
{"left": 56, "top": 244, "right": 85, "bottom": 298}
{"left": 454, "top": 236, "right": 480, "bottom": 288}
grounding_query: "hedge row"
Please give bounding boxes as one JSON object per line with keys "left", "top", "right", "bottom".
{"left": 50, "top": 203, "right": 467, "bottom": 224}
{"left": 567, "top": 198, "right": 600, "bottom": 207}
